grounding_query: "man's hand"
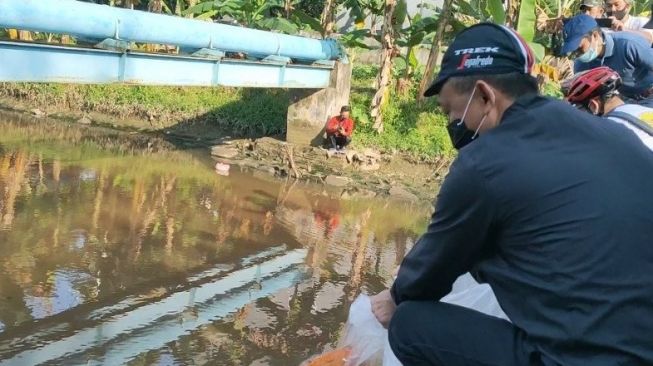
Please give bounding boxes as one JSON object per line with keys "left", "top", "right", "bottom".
{"left": 337, "top": 126, "right": 345, "bottom": 134}
{"left": 370, "top": 289, "right": 396, "bottom": 329}
{"left": 610, "top": 17, "right": 625, "bottom": 31}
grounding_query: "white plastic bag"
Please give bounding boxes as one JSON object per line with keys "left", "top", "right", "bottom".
{"left": 340, "top": 274, "right": 508, "bottom": 366}
{"left": 441, "top": 273, "right": 509, "bottom": 321}
{"left": 339, "top": 295, "right": 402, "bottom": 366}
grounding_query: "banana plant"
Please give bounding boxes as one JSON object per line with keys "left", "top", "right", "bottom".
{"left": 183, "top": 0, "right": 322, "bottom": 34}
{"left": 395, "top": 12, "right": 439, "bottom": 93}
{"left": 343, "top": 0, "right": 386, "bottom": 33}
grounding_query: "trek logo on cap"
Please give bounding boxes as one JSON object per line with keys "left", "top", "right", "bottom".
{"left": 454, "top": 46, "right": 499, "bottom": 70}
{"left": 453, "top": 47, "right": 500, "bottom": 56}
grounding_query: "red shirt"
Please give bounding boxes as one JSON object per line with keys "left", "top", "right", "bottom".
{"left": 326, "top": 116, "right": 354, "bottom": 137}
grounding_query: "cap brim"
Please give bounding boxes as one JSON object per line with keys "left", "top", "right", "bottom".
{"left": 423, "top": 76, "right": 446, "bottom": 97}
{"left": 561, "top": 35, "right": 584, "bottom": 56}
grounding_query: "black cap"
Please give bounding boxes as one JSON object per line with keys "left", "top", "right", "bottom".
{"left": 340, "top": 105, "right": 350, "bottom": 112}
{"left": 424, "top": 23, "right": 535, "bottom": 97}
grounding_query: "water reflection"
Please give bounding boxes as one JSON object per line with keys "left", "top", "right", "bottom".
{"left": 0, "top": 112, "right": 430, "bottom": 365}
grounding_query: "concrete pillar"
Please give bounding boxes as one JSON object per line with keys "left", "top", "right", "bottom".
{"left": 286, "top": 61, "right": 352, "bottom": 146}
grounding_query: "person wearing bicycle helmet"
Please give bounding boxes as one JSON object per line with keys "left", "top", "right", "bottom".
{"left": 562, "top": 15, "right": 653, "bottom": 105}
{"left": 565, "top": 66, "right": 653, "bottom": 149}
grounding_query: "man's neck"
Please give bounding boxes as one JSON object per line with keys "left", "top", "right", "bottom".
{"left": 493, "top": 94, "right": 519, "bottom": 127}
{"left": 598, "top": 34, "right": 607, "bottom": 58}
{"left": 604, "top": 96, "right": 625, "bottom": 115}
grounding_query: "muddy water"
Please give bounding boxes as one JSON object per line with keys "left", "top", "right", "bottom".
{"left": 0, "top": 112, "right": 431, "bottom": 366}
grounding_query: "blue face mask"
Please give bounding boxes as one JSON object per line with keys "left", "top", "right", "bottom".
{"left": 576, "top": 37, "right": 599, "bottom": 63}
{"left": 577, "top": 47, "right": 599, "bottom": 63}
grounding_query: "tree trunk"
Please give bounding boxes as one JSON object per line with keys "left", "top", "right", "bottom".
{"left": 284, "top": 0, "right": 292, "bottom": 19}
{"left": 417, "top": 0, "right": 453, "bottom": 103}
{"left": 370, "top": 0, "right": 398, "bottom": 133}
{"left": 174, "top": 0, "right": 182, "bottom": 16}
{"left": 320, "top": 0, "right": 337, "bottom": 38}
{"left": 505, "top": 0, "right": 514, "bottom": 27}
{"left": 509, "top": 0, "right": 521, "bottom": 26}
{"left": 396, "top": 46, "right": 414, "bottom": 94}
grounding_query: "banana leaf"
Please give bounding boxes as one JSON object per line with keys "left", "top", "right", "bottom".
{"left": 486, "top": 0, "right": 506, "bottom": 24}
{"left": 517, "top": 0, "right": 537, "bottom": 42}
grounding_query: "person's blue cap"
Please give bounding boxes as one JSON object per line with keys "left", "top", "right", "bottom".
{"left": 561, "top": 14, "right": 599, "bottom": 55}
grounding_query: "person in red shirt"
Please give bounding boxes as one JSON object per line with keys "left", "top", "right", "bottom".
{"left": 325, "top": 105, "right": 354, "bottom": 150}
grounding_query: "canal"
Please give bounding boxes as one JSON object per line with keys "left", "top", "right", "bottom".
{"left": 0, "top": 112, "right": 431, "bottom": 365}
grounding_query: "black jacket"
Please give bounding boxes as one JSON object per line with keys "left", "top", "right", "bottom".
{"left": 391, "top": 94, "right": 653, "bottom": 365}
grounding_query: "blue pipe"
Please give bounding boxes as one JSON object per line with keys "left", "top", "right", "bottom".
{"left": 0, "top": 0, "right": 342, "bottom": 62}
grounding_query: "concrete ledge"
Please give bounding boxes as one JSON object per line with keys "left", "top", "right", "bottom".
{"left": 286, "top": 61, "right": 352, "bottom": 146}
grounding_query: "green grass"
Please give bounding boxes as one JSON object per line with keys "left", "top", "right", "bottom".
{"left": 350, "top": 64, "right": 455, "bottom": 158}
{"left": 0, "top": 83, "right": 289, "bottom": 136}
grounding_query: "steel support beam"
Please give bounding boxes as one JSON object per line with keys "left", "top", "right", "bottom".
{"left": 0, "top": 41, "right": 332, "bottom": 88}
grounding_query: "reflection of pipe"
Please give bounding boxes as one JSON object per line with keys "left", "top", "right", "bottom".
{"left": 1, "top": 249, "right": 307, "bottom": 366}
{"left": 93, "top": 270, "right": 302, "bottom": 366}
{"left": 0, "top": 0, "right": 342, "bottom": 62}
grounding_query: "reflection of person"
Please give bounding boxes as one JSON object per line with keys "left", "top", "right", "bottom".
{"left": 370, "top": 22, "right": 653, "bottom": 365}
{"left": 325, "top": 106, "right": 354, "bottom": 151}
{"left": 563, "top": 15, "right": 653, "bottom": 105}
{"left": 313, "top": 210, "right": 340, "bottom": 239}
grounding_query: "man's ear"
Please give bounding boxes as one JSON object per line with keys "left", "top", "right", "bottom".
{"left": 476, "top": 80, "right": 496, "bottom": 113}
{"left": 588, "top": 98, "right": 601, "bottom": 115}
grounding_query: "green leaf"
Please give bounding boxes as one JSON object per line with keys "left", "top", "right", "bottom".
{"left": 182, "top": 1, "right": 215, "bottom": 16}
{"left": 516, "top": 0, "right": 537, "bottom": 42}
{"left": 454, "top": 0, "right": 477, "bottom": 17}
{"left": 344, "top": 0, "right": 366, "bottom": 22}
{"left": 486, "top": 0, "right": 506, "bottom": 24}
{"left": 369, "top": 0, "right": 386, "bottom": 15}
{"left": 528, "top": 41, "right": 546, "bottom": 61}
{"left": 292, "top": 9, "right": 323, "bottom": 33}
{"left": 257, "top": 17, "right": 299, "bottom": 34}
{"left": 406, "top": 30, "right": 425, "bottom": 47}
{"left": 408, "top": 47, "right": 419, "bottom": 69}
{"left": 412, "top": 13, "right": 422, "bottom": 25}
{"left": 414, "top": 16, "right": 439, "bottom": 34}
{"left": 393, "top": 0, "right": 409, "bottom": 30}
{"left": 196, "top": 9, "right": 218, "bottom": 20}
{"left": 339, "top": 29, "right": 372, "bottom": 49}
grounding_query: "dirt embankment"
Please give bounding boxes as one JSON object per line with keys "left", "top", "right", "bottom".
{"left": 209, "top": 137, "right": 449, "bottom": 202}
